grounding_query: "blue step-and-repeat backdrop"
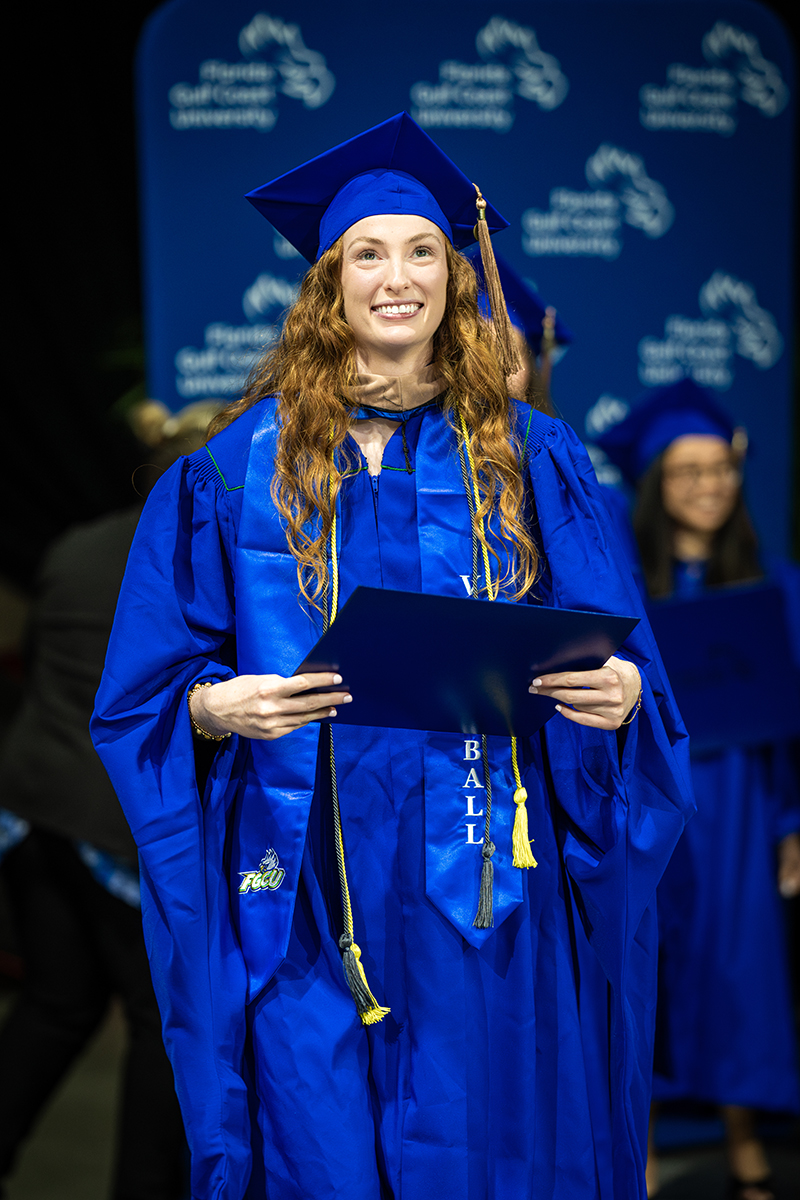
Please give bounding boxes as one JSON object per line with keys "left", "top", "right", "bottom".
{"left": 136, "top": 0, "right": 795, "bottom": 558}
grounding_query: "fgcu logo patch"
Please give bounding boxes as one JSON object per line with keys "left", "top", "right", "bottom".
{"left": 239, "top": 847, "right": 286, "bottom": 894}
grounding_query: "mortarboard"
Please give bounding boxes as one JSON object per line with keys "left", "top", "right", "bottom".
{"left": 245, "top": 111, "right": 509, "bottom": 264}
{"left": 595, "top": 377, "right": 738, "bottom": 487}
{"left": 465, "top": 248, "right": 574, "bottom": 356}
{"left": 245, "top": 112, "right": 522, "bottom": 377}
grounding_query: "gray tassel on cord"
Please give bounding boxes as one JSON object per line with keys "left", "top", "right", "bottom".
{"left": 473, "top": 839, "right": 495, "bottom": 929}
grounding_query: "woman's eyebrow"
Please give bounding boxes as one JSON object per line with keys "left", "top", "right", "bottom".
{"left": 347, "top": 231, "right": 442, "bottom": 249}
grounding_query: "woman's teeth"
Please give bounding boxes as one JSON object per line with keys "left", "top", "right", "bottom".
{"left": 373, "top": 303, "right": 422, "bottom": 315}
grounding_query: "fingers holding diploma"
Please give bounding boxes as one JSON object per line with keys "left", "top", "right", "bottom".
{"left": 189, "top": 672, "right": 353, "bottom": 741}
{"left": 530, "top": 655, "right": 642, "bottom": 730}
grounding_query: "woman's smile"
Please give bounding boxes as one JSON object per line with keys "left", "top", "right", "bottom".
{"left": 371, "top": 302, "right": 424, "bottom": 318}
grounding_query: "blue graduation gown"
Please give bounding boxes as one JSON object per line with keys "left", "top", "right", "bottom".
{"left": 652, "top": 560, "right": 800, "bottom": 1113}
{"left": 92, "top": 400, "right": 692, "bottom": 1199}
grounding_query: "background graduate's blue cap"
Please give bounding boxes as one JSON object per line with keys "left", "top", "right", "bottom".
{"left": 245, "top": 112, "right": 509, "bottom": 264}
{"left": 595, "top": 377, "right": 737, "bottom": 486}
{"left": 465, "top": 248, "right": 574, "bottom": 355}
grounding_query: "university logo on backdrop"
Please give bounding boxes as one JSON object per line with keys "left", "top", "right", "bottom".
{"left": 410, "top": 15, "right": 568, "bottom": 132}
{"left": 522, "top": 144, "right": 673, "bottom": 260}
{"left": 639, "top": 19, "right": 788, "bottom": 135}
{"left": 168, "top": 11, "right": 335, "bottom": 132}
{"left": 166, "top": 11, "right": 329, "bottom": 401}
{"left": 638, "top": 272, "right": 783, "bottom": 392}
{"left": 174, "top": 272, "right": 300, "bottom": 401}
{"left": 583, "top": 267, "right": 784, "bottom": 486}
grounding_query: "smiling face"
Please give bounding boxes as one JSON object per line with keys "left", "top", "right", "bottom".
{"left": 340, "top": 214, "right": 449, "bottom": 374}
{"left": 661, "top": 434, "right": 741, "bottom": 536}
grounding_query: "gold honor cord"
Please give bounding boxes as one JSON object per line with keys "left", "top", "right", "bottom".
{"left": 457, "top": 411, "right": 538, "bottom": 874}
{"left": 325, "top": 484, "right": 390, "bottom": 1026}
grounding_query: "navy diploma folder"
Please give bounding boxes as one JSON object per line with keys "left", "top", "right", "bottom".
{"left": 296, "top": 586, "right": 639, "bottom": 737}
{"left": 646, "top": 582, "right": 800, "bottom": 753}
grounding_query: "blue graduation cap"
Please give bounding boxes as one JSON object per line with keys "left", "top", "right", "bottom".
{"left": 245, "top": 112, "right": 509, "bottom": 264}
{"left": 465, "top": 248, "right": 574, "bottom": 356}
{"left": 595, "top": 378, "right": 738, "bottom": 487}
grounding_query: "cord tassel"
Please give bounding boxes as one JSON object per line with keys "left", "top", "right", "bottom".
{"left": 339, "top": 935, "right": 391, "bottom": 1027}
{"left": 473, "top": 839, "right": 496, "bottom": 928}
{"left": 326, "top": 487, "right": 389, "bottom": 1028}
{"left": 511, "top": 737, "right": 537, "bottom": 869}
{"left": 473, "top": 184, "right": 522, "bottom": 380}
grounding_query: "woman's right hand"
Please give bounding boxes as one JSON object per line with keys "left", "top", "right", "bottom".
{"left": 189, "top": 673, "right": 352, "bottom": 741}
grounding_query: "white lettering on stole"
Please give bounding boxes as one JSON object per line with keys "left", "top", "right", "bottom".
{"left": 463, "top": 742, "right": 485, "bottom": 844}
{"left": 459, "top": 575, "right": 473, "bottom": 596}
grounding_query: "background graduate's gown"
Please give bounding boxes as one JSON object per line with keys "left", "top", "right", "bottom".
{"left": 652, "top": 560, "right": 800, "bottom": 1114}
{"left": 92, "top": 400, "right": 692, "bottom": 1200}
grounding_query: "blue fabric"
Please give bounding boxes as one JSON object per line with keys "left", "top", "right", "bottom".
{"left": 652, "top": 557, "right": 800, "bottom": 1112}
{"left": 602, "top": 496, "right": 800, "bottom": 1114}
{"left": 318, "top": 169, "right": 452, "bottom": 259}
{"left": 92, "top": 400, "right": 692, "bottom": 1199}
{"left": 244, "top": 112, "right": 508, "bottom": 263}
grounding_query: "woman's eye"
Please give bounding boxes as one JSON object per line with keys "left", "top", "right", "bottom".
{"left": 413, "top": 246, "right": 432, "bottom": 257}
{"left": 356, "top": 249, "right": 378, "bottom": 261}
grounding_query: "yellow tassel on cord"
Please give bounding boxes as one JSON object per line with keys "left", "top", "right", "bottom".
{"left": 511, "top": 738, "right": 537, "bottom": 869}
{"left": 339, "top": 935, "right": 391, "bottom": 1026}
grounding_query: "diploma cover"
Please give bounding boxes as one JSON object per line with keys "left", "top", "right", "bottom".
{"left": 297, "top": 586, "right": 638, "bottom": 737}
{"left": 647, "top": 582, "right": 800, "bottom": 752}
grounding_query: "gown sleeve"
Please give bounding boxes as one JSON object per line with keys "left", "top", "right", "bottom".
{"left": 767, "top": 558, "right": 800, "bottom": 843}
{"left": 91, "top": 448, "right": 254, "bottom": 1199}
{"left": 522, "top": 412, "right": 695, "bottom": 1187}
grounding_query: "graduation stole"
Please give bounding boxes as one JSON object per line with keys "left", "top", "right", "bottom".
{"left": 234, "top": 400, "right": 539, "bottom": 1018}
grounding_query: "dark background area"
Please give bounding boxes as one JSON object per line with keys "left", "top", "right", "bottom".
{"left": 6, "top": 0, "right": 799, "bottom": 592}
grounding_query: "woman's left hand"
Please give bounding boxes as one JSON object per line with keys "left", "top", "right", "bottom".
{"left": 529, "top": 656, "right": 642, "bottom": 730}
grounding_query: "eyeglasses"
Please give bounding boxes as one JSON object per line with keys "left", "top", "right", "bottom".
{"left": 662, "top": 462, "right": 741, "bottom": 489}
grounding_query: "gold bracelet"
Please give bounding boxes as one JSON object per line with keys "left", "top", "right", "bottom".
{"left": 187, "top": 681, "right": 232, "bottom": 742}
{"left": 620, "top": 687, "right": 643, "bottom": 726}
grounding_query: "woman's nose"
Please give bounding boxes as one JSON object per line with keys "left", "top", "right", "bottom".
{"left": 384, "top": 257, "right": 411, "bottom": 291}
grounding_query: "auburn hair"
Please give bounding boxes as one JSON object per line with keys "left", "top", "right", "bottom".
{"left": 208, "top": 239, "right": 540, "bottom": 606}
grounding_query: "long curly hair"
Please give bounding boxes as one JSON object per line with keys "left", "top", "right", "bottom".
{"left": 208, "top": 239, "right": 539, "bottom": 606}
{"left": 633, "top": 452, "right": 762, "bottom": 598}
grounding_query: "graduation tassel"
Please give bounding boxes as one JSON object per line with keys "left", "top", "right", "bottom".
{"left": 473, "top": 734, "right": 495, "bottom": 929}
{"left": 325, "top": 491, "right": 389, "bottom": 1027}
{"left": 328, "top": 726, "right": 390, "bottom": 1027}
{"left": 510, "top": 736, "right": 538, "bottom": 869}
{"left": 473, "top": 183, "right": 522, "bottom": 380}
{"left": 473, "top": 840, "right": 496, "bottom": 928}
{"left": 339, "top": 934, "right": 391, "bottom": 1026}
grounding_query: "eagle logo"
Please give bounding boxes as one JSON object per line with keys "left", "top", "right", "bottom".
{"left": 239, "top": 847, "right": 286, "bottom": 894}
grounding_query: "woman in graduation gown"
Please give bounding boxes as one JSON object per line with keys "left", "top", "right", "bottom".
{"left": 92, "top": 113, "right": 692, "bottom": 1200}
{"left": 597, "top": 379, "right": 800, "bottom": 1200}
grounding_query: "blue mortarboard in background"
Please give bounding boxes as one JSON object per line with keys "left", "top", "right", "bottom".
{"left": 595, "top": 378, "right": 737, "bottom": 486}
{"left": 245, "top": 112, "right": 509, "bottom": 264}
{"left": 465, "top": 248, "right": 574, "bottom": 356}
